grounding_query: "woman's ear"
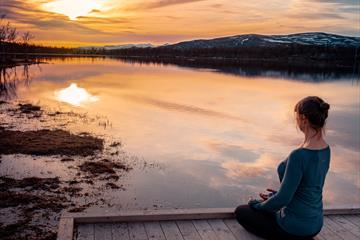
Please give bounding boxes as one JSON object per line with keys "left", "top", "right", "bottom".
{"left": 301, "top": 116, "right": 309, "bottom": 127}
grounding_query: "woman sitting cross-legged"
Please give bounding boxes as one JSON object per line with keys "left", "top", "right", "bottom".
{"left": 234, "top": 96, "right": 331, "bottom": 240}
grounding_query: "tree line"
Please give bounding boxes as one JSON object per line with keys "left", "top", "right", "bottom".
{"left": 0, "top": 16, "right": 77, "bottom": 56}
{"left": 0, "top": 15, "right": 34, "bottom": 51}
{"left": 106, "top": 44, "right": 358, "bottom": 65}
{"left": 0, "top": 16, "right": 358, "bottom": 70}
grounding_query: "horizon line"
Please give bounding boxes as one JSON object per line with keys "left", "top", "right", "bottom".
{"left": 28, "top": 31, "right": 360, "bottom": 49}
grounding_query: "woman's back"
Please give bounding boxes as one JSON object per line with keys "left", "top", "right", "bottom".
{"left": 235, "top": 96, "right": 331, "bottom": 239}
{"left": 276, "top": 146, "right": 331, "bottom": 236}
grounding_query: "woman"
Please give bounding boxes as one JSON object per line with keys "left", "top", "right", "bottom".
{"left": 234, "top": 96, "right": 331, "bottom": 240}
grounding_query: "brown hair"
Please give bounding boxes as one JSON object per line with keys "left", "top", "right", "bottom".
{"left": 294, "top": 96, "right": 330, "bottom": 135}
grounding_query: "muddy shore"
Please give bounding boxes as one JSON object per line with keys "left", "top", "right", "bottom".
{"left": 0, "top": 102, "right": 135, "bottom": 240}
{"left": 0, "top": 128, "right": 104, "bottom": 156}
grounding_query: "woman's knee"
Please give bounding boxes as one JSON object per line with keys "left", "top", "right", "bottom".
{"left": 234, "top": 204, "right": 250, "bottom": 221}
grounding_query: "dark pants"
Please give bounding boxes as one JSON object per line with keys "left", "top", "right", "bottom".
{"left": 234, "top": 205, "right": 318, "bottom": 240}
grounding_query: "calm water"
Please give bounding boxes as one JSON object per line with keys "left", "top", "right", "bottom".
{"left": 1, "top": 58, "right": 359, "bottom": 210}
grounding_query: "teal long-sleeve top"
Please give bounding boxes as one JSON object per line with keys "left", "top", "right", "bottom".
{"left": 251, "top": 146, "right": 331, "bottom": 236}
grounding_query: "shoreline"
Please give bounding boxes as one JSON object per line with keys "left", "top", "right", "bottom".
{"left": 1, "top": 53, "right": 357, "bottom": 69}
{"left": 1, "top": 54, "right": 358, "bottom": 82}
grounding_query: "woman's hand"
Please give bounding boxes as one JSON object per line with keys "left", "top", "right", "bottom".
{"left": 248, "top": 197, "right": 263, "bottom": 211}
{"left": 259, "top": 188, "right": 277, "bottom": 201}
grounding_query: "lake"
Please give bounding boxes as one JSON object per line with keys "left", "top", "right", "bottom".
{"left": 0, "top": 57, "right": 359, "bottom": 211}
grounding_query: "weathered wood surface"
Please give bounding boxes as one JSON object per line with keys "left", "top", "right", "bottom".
{"left": 57, "top": 208, "right": 360, "bottom": 240}
{"left": 70, "top": 214, "right": 359, "bottom": 240}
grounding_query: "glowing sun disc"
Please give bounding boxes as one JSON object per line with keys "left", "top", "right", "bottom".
{"left": 43, "top": 0, "right": 102, "bottom": 20}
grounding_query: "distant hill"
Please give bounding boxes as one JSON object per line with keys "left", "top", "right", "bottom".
{"left": 106, "top": 32, "right": 359, "bottom": 72}
{"left": 162, "top": 32, "right": 360, "bottom": 49}
{"left": 78, "top": 43, "right": 154, "bottom": 50}
{"left": 77, "top": 33, "right": 360, "bottom": 51}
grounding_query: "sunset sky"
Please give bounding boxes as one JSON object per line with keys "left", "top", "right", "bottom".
{"left": 1, "top": 0, "right": 359, "bottom": 47}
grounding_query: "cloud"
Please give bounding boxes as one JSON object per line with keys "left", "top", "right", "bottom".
{"left": 205, "top": 140, "right": 260, "bottom": 162}
{"left": 311, "top": 0, "right": 359, "bottom": 5}
{"left": 124, "top": 0, "right": 207, "bottom": 10}
{"left": 222, "top": 161, "right": 267, "bottom": 178}
{"left": 327, "top": 108, "right": 360, "bottom": 151}
{"left": 323, "top": 171, "right": 360, "bottom": 206}
{"left": 89, "top": 9, "right": 101, "bottom": 14}
{"left": 220, "top": 151, "right": 282, "bottom": 179}
{"left": 75, "top": 16, "right": 131, "bottom": 25}
{"left": 2, "top": 0, "right": 106, "bottom": 34}
{"left": 124, "top": 94, "right": 247, "bottom": 122}
{"left": 286, "top": 12, "right": 345, "bottom": 20}
{"left": 210, "top": 4, "right": 223, "bottom": 8}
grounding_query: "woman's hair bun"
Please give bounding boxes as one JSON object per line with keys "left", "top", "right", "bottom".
{"left": 294, "top": 96, "right": 330, "bottom": 130}
{"left": 320, "top": 102, "right": 330, "bottom": 111}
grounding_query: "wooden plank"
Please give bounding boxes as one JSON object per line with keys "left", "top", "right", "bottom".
{"left": 144, "top": 221, "right": 166, "bottom": 240}
{"left": 160, "top": 221, "right": 184, "bottom": 240}
{"left": 208, "top": 219, "right": 237, "bottom": 240}
{"left": 128, "top": 222, "right": 148, "bottom": 240}
{"left": 95, "top": 223, "right": 113, "bottom": 240}
{"left": 77, "top": 224, "right": 94, "bottom": 240}
{"left": 68, "top": 208, "right": 235, "bottom": 223}
{"left": 324, "top": 217, "right": 358, "bottom": 240}
{"left": 329, "top": 215, "right": 360, "bottom": 237}
{"left": 317, "top": 221, "right": 342, "bottom": 240}
{"left": 64, "top": 208, "right": 360, "bottom": 224}
{"left": 223, "top": 218, "right": 263, "bottom": 240}
{"left": 58, "top": 217, "right": 74, "bottom": 240}
{"left": 317, "top": 226, "right": 332, "bottom": 240}
{"left": 345, "top": 215, "right": 360, "bottom": 227}
{"left": 192, "top": 220, "right": 218, "bottom": 240}
{"left": 112, "top": 223, "right": 130, "bottom": 240}
{"left": 176, "top": 220, "right": 202, "bottom": 240}
{"left": 324, "top": 207, "right": 360, "bottom": 215}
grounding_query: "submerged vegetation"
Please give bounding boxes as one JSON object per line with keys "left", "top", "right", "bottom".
{"left": 0, "top": 101, "right": 153, "bottom": 240}
{"left": 0, "top": 102, "right": 104, "bottom": 156}
{"left": 0, "top": 128, "right": 104, "bottom": 156}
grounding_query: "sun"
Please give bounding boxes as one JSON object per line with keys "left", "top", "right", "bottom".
{"left": 43, "top": 0, "right": 103, "bottom": 20}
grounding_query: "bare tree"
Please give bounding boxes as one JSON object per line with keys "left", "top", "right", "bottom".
{"left": 0, "top": 27, "right": 6, "bottom": 43}
{"left": 0, "top": 15, "right": 7, "bottom": 58}
{"left": 22, "top": 31, "right": 34, "bottom": 45}
{"left": 6, "top": 23, "right": 18, "bottom": 43}
{"left": 0, "top": 16, "right": 18, "bottom": 56}
{"left": 0, "top": 15, "right": 7, "bottom": 46}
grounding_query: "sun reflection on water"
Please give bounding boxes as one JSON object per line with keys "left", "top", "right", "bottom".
{"left": 55, "top": 83, "right": 99, "bottom": 106}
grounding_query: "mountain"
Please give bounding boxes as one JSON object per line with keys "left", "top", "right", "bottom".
{"left": 161, "top": 32, "right": 360, "bottom": 49}
{"left": 79, "top": 43, "right": 154, "bottom": 50}
{"left": 78, "top": 33, "right": 359, "bottom": 52}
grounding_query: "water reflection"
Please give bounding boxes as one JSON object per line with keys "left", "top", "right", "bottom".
{"left": 55, "top": 83, "right": 99, "bottom": 106}
{"left": 0, "top": 64, "right": 34, "bottom": 100}
{"left": 1, "top": 57, "right": 359, "bottom": 208}
{"left": 116, "top": 57, "right": 360, "bottom": 82}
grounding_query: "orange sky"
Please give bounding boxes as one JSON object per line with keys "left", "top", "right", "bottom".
{"left": 1, "top": 0, "right": 359, "bottom": 47}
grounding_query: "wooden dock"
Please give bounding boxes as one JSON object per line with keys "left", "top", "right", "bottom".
{"left": 58, "top": 207, "right": 360, "bottom": 240}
